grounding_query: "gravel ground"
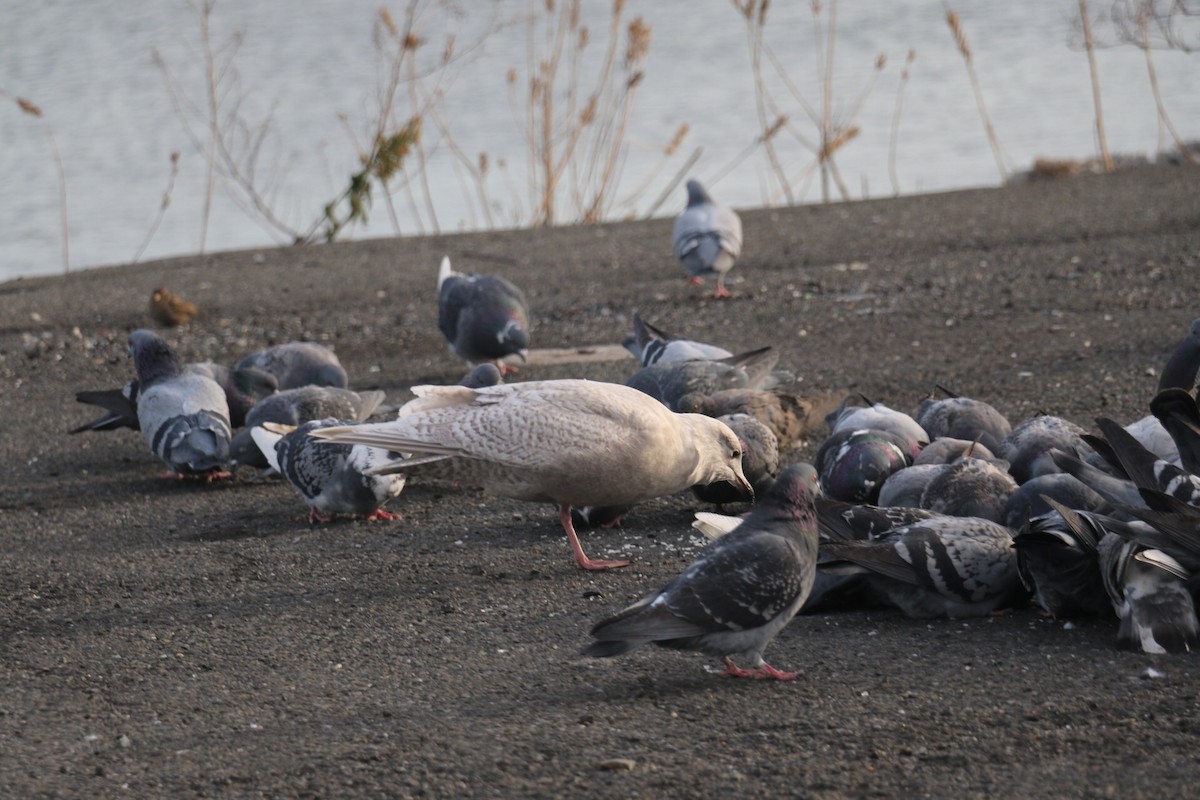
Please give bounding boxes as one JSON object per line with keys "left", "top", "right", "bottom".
{"left": 2, "top": 163, "right": 1200, "bottom": 798}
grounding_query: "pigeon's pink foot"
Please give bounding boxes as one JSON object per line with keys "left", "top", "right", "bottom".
{"left": 561, "top": 505, "right": 631, "bottom": 570}
{"left": 600, "top": 515, "right": 625, "bottom": 529}
{"left": 203, "top": 470, "right": 232, "bottom": 483}
{"left": 687, "top": 276, "right": 704, "bottom": 287}
{"left": 711, "top": 284, "right": 732, "bottom": 300}
{"left": 365, "top": 508, "right": 403, "bottom": 522}
{"left": 308, "top": 507, "right": 334, "bottom": 524}
{"left": 158, "top": 470, "right": 184, "bottom": 480}
{"left": 720, "top": 658, "right": 802, "bottom": 681}
{"left": 498, "top": 362, "right": 520, "bottom": 376}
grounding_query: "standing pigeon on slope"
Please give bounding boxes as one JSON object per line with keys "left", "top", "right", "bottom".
{"left": 235, "top": 342, "right": 348, "bottom": 390}
{"left": 252, "top": 419, "right": 405, "bottom": 523}
{"left": 583, "top": 464, "right": 820, "bottom": 680}
{"left": 129, "top": 329, "right": 232, "bottom": 479}
{"left": 673, "top": 179, "right": 743, "bottom": 300}
{"left": 437, "top": 256, "right": 530, "bottom": 374}
{"left": 309, "top": 379, "right": 751, "bottom": 570}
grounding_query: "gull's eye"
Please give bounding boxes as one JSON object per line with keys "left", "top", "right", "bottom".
{"left": 731, "top": 449, "right": 741, "bottom": 460}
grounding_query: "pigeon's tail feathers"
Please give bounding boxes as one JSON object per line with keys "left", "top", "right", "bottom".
{"left": 692, "top": 511, "right": 743, "bottom": 541}
{"left": 156, "top": 413, "right": 230, "bottom": 473}
{"left": 437, "top": 255, "right": 455, "bottom": 290}
{"left": 250, "top": 426, "right": 284, "bottom": 474}
{"left": 354, "top": 390, "right": 387, "bottom": 421}
{"left": 71, "top": 388, "right": 139, "bottom": 434}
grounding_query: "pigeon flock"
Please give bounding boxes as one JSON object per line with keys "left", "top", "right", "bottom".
{"left": 69, "top": 182, "right": 1200, "bottom": 681}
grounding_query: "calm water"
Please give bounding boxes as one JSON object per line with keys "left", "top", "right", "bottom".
{"left": 2, "top": 0, "right": 1197, "bottom": 281}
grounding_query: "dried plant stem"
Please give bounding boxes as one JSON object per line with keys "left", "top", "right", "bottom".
{"left": 744, "top": 2, "right": 793, "bottom": 204}
{"left": 46, "top": 128, "right": 70, "bottom": 274}
{"left": 946, "top": 10, "right": 1008, "bottom": 181}
{"left": 1137, "top": 9, "right": 1194, "bottom": 163}
{"left": 642, "top": 145, "right": 704, "bottom": 219}
{"left": 198, "top": 0, "right": 218, "bottom": 253}
{"left": 132, "top": 152, "right": 181, "bottom": 264}
{"left": 1077, "top": 0, "right": 1113, "bottom": 172}
{"left": 889, "top": 49, "right": 916, "bottom": 196}
{"left": 819, "top": 0, "right": 837, "bottom": 202}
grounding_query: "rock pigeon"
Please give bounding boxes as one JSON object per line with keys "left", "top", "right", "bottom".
{"left": 149, "top": 286, "right": 199, "bottom": 327}
{"left": 437, "top": 256, "right": 530, "bottom": 373}
{"left": 235, "top": 342, "right": 348, "bottom": 390}
{"left": 673, "top": 179, "right": 743, "bottom": 300}
{"left": 1100, "top": 532, "right": 1198, "bottom": 654}
{"left": 625, "top": 347, "right": 787, "bottom": 410}
{"left": 128, "top": 329, "right": 232, "bottom": 478}
{"left": 70, "top": 363, "right": 275, "bottom": 434}
{"left": 308, "top": 379, "right": 752, "bottom": 570}
{"left": 692, "top": 413, "right": 779, "bottom": 509}
{"left": 252, "top": 419, "right": 405, "bottom": 523}
{"left": 1000, "top": 415, "right": 1093, "bottom": 484}
{"left": 1012, "top": 502, "right": 1110, "bottom": 619}
{"left": 676, "top": 388, "right": 837, "bottom": 452}
{"left": 1119, "top": 318, "right": 1200, "bottom": 465}
{"left": 622, "top": 313, "right": 732, "bottom": 366}
{"left": 1001, "top": 472, "right": 1109, "bottom": 529}
{"left": 1150, "top": 388, "right": 1200, "bottom": 474}
{"left": 459, "top": 363, "right": 504, "bottom": 389}
{"left": 229, "top": 386, "right": 387, "bottom": 468}
{"left": 820, "top": 514, "right": 1023, "bottom": 618}
{"left": 583, "top": 464, "right": 820, "bottom": 680}
{"left": 876, "top": 464, "right": 947, "bottom": 508}
{"left": 918, "top": 456, "right": 1018, "bottom": 523}
{"left": 815, "top": 428, "right": 914, "bottom": 504}
{"left": 915, "top": 389, "right": 1012, "bottom": 454}
{"left": 827, "top": 397, "right": 929, "bottom": 446}
{"left": 912, "top": 437, "right": 1002, "bottom": 467}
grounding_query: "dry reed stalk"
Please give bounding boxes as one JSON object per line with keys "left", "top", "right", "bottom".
{"left": 1131, "top": 3, "right": 1195, "bottom": 163}
{"left": 946, "top": 10, "right": 1009, "bottom": 180}
{"left": 132, "top": 151, "right": 181, "bottom": 264}
{"left": 5, "top": 91, "right": 70, "bottom": 273}
{"left": 1076, "top": 0, "right": 1114, "bottom": 172}
{"left": 740, "top": 0, "right": 793, "bottom": 203}
{"left": 888, "top": 49, "right": 916, "bottom": 196}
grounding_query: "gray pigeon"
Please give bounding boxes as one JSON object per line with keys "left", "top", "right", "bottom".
{"left": 235, "top": 342, "right": 348, "bottom": 390}
{"left": 918, "top": 456, "right": 1018, "bottom": 523}
{"left": 1012, "top": 502, "right": 1111, "bottom": 619}
{"left": 309, "top": 379, "right": 752, "bottom": 571}
{"left": 583, "top": 464, "right": 820, "bottom": 680}
{"left": 459, "top": 363, "right": 504, "bottom": 389}
{"left": 1001, "top": 472, "right": 1109, "bottom": 529}
{"left": 912, "top": 437, "right": 1002, "bottom": 467}
{"left": 1000, "top": 415, "right": 1093, "bottom": 484}
{"left": 1150, "top": 388, "right": 1200, "bottom": 475}
{"left": 1100, "top": 532, "right": 1198, "bottom": 654}
{"left": 129, "top": 329, "right": 232, "bottom": 478}
{"left": 673, "top": 179, "right": 742, "bottom": 299}
{"left": 820, "top": 514, "right": 1023, "bottom": 618}
{"left": 827, "top": 397, "right": 929, "bottom": 446}
{"left": 626, "top": 347, "right": 786, "bottom": 410}
{"left": 916, "top": 389, "right": 1012, "bottom": 454}
{"left": 229, "top": 386, "right": 387, "bottom": 468}
{"left": 815, "top": 428, "right": 914, "bottom": 504}
{"left": 437, "top": 256, "right": 530, "bottom": 373}
{"left": 70, "top": 364, "right": 275, "bottom": 433}
{"left": 622, "top": 314, "right": 732, "bottom": 366}
{"left": 252, "top": 419, "right": 405, "bottom": 523}
{"left": 1122, "top": 318, "right": 1200, "bottom": 464}
{"left": 877, "top": 464, "right": 947, "bottom": 508}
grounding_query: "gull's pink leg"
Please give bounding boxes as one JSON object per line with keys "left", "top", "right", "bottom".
{"left": 560, "top": 505, "right": 630, "bottom": 570}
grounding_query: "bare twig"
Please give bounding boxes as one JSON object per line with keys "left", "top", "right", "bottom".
{"left": 4, "top": 91, "right": 70, "bottom": 273}
{"left": 132, "top": 151, "right": 182, "bottom": 264}
{"left": 1077, "top": 0, "right": 1114, "bottom": 172}
{"left": 889, "top": 49, "right": 917, "bottom": 195}
{"left": 946, "top": 9, "right": 1009, "bottom": 180}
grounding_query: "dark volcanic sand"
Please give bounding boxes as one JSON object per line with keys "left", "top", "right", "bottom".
{"left": 2, "top": 163, "right": 1200, "bottom": 798}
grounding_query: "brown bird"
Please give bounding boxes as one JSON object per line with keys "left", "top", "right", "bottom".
{"left": 150, "top": 286, "right": 199, "bottom": 327}
{"left": 675, "top": 388, "right": 843, "bottom": 452}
